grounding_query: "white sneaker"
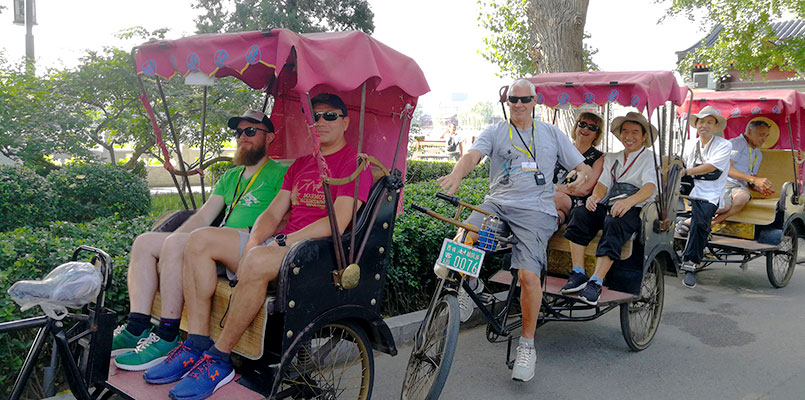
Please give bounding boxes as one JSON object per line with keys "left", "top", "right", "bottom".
{"left": 457, "top": 279, "right": 484, "bottom": 323}
{"left": 511, "top": 344, "right": 536, "bottom": 382}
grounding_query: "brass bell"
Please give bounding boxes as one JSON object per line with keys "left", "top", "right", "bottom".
{"left": 341, "top": 263, "right": 361, "bottom": 289}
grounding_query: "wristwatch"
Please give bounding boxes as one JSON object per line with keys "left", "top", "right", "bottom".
{"left": 274, "top": 234, "right": 287, "bottom": 247}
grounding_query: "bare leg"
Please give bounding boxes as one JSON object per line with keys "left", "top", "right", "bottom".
{"left": 215, "top": 245, "right": 288, "bottom": 353}
{"left": 590, "top": 256, "right": 615, "bottom": 281}
{"left": 569, "top": 241, "right": 586, "bottom": 270}
{"left": 182, "top": 227, "right": 245, "bottom": 336}
{"left": 128, "top": 232, "right": 171, "bottom": 315}
{"left": 712, "top": 191, "right": 751, "bottom": 224}
{"left": 518, "top": 269, "right": 543, "bottom": 340}
{"left": 156, "top": 232, "right": 190, "bottom": 319}
{"left": 554, "top": 192, "right": 572, "bottom": 224}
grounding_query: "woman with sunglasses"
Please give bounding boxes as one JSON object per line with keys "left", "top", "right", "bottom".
{"left": 553, "top": 111, "right": 606, "bottom": 223}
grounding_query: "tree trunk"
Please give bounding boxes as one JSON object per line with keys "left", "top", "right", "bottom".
{"left": 123, "top": 138, "right": 156, "bottom": 170}
{"left": 526, "top": 0, "right": 589, "bottom": 133}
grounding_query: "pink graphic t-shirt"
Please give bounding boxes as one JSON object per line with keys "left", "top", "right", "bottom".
{"left": 281, "top": 145, "right": 373, "bottom": 234}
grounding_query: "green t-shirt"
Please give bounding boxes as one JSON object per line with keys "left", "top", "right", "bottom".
{"left": 212, "top": 159, "right": 288, "bottom": 229}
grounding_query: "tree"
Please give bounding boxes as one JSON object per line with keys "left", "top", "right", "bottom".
{"left": 193, "top": 0, "right": 375, "bottom": 34}
{"left": 459, "top": 101, "right": 496, "bottom": 132}
{"left": 478, "top": 0, "right": 598, "bottom": 78}
{"left": 663, "top": 0, "right": 805, "bottom": 79}
{"left": 0, "top": 55, "right": 95, "bottom": 170}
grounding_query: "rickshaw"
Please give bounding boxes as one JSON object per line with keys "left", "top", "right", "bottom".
{"left": 673, "top": 89, "right": 805, "bottom": 288}
{"left": 0, "top": 29, "right": 428, "bottom": 400}
{"left": 401, "top": 71, "right": 689, "bottom": 400}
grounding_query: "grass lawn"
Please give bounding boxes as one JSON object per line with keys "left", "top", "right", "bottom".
{"left": 150, "top": 192, "right": 206, "bottom": 217}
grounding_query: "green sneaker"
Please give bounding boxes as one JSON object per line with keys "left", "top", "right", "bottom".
{"left": 111, "top": 325, "right": 153, "bottom": 357}
{"left": 114, "top": 332, "right": 180, "bottom": 371}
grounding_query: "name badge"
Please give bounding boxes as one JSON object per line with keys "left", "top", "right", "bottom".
{"left": 521, "top": 161, "right": 537, "bottom": 172}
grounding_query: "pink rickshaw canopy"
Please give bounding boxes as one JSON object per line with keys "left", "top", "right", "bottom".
{"left": 517, "top": 71, "right": 686, "bottom": 116}
{"left": 133, "top": 29, "right": 430, "bottom": 174}
{"left": 677, "top": 89, "right": 805, "bottom": 149}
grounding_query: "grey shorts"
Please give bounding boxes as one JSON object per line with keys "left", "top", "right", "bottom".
{"left": 465, "top": 201, "right": 557, "bottom": 276}
{"left": 215, "top": 230, "right": 275, "bottom": 280}
{"left": 722, "top": 181, "right": 750, "bottom": 209}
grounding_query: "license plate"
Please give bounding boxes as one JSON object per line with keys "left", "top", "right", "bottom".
{"left": 435, "top": 239, "right": 485, "bottom": 278}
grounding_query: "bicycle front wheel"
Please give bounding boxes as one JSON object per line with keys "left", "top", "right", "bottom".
{"left": 400, "top": 293, "right": 459, "bottom": 400}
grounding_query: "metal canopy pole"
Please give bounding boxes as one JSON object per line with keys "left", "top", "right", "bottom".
{"left": 129, "top": 50, "right": 188, "bottom": 209}
{"left": 349, "top": 82, "right": 367, "bottom": 263}
{"left": 199, "top": 86, "right": 208, "bottom": 202}
{"left": 156, "top": 76, "right": 197, "bottom": 209}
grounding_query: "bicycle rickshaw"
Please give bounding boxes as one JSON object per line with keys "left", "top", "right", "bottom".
{"left": 674, "top": 89, "right": 805, "bottom": 288}
{"left": 0, "top": 29, "right": 428, "bottom": 400}
{"left": 401, "top": 71, "right": 689, "bottom": 400}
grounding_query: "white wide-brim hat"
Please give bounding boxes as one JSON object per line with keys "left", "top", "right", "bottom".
{"left": 610, "top": 111, "right": 658, "bottom": 148}
{"left": 689, "top": 105, "right": 727, "bottom": 133}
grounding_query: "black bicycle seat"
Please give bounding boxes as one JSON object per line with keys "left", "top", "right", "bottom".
{"left": 8, "top": 262, "right": 102, "bottom": 312}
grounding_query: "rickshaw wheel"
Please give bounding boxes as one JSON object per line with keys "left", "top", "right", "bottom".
{"left": 400, "top": 293, "right": 459, "bottom": 400}
{"left": 619, "top": 257, "right": 665, "bottom": 351}
{"left": 766, "top": 224, "right": 798, "bottom": 288}
{"left": 274, "top": 321, "right": 373, "bottom": 400}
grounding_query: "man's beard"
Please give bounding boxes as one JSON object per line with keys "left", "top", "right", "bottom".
{"left": 233, "top": 143, "right": 266, "bottom": 166}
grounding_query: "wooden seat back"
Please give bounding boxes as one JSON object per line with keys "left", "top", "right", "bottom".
{"left": 547, "top": 225, "right": 633, "bottom": 277}
{"left": 721, "top": 149, "right": 795, "bottom": 225}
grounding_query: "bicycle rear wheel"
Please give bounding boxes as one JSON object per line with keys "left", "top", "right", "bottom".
{"left": 400, "top": 293, "right": 459, "bottom": 400}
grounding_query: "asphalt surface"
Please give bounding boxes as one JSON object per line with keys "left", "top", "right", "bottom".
{"left": 373, "top": 252, "right": 805, "bottom": 400}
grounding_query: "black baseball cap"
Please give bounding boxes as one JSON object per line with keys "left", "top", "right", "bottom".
{"left": 227, "top": 110, "right": 275, "bottom": 132}
{"left": 311, "top": 93, "right": 348, "bottom": 116}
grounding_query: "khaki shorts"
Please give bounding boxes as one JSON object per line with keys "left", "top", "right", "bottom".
{"left": 722, "top": 181, "right": 750, "bottom": 209}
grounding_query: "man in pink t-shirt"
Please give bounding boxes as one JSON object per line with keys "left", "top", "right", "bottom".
{"left": 146, "top": 93, "right": 372, "bottom": 399}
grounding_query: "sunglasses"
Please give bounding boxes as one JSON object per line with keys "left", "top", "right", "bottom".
{"left": 508, "top": 96, "right": 534, "bottom": 104}
{"left": 314, "top": 111, "right": 345, "bottom": 122}
{"left": 234, "top": 126, "right": 271, "bottom": 139}
{"left": 577, "top": 121, "right": 601, "bottom": 133}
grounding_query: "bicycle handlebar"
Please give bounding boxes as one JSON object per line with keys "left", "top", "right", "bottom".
{"left": 435, "top": 192, "right": 460, "bottom": 206}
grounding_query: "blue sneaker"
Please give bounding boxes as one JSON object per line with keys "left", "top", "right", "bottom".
{"left": 561, "top": 271, "right": 588, "bottom": 294}
{"left": 143, "top": 341, "right": 202, "bottom": 384}
{"left": 579, "top": 279, "right": 602, "bottom": 306}
{"left": 169, "top": 352, "right": 235, "bottom": 400}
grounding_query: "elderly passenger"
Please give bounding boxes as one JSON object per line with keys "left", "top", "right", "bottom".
{"left": 712, "top": 120, "right": 774, "bottom": 225}
{"left": 561, "top": 112, "right": 658, "bottom": 305}
{"left": 554, "top": 111, "right": 606, "bottom": 223}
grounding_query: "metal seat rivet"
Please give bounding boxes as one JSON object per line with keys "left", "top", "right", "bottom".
{"left": 383, "top": 222, "right": 389, "bottom": 229}
{"left": 387, "top": 195, "right": 393, "bottom": 201}
{"left": 286, "top": 330, "right": 293, "bottom": 338}
{"left": 371, "top": 298, "right": 376, "bottom": 305}
{"left": 288, "top": 300, "right": 295, "bottom": 308}
{"left": 379, "top": 247, "right": 385, "bottom": 254}
{"left": 293, "top": 267, "right": 300, "bottom": 275}
{"left": 375, "top": 273, "right": 381, "bottom": 280}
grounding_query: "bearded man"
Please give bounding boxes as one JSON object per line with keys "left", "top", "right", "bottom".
{"left": 112, "top": 110, "right": 288, "bottom": 371}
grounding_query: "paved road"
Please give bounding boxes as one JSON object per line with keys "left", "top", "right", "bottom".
{"left": 373, "top": 257, "right": 805, "bottom": 400}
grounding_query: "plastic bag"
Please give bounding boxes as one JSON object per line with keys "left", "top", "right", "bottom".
{"left": 8, "top": 261, "right": 102, "bottom": 320}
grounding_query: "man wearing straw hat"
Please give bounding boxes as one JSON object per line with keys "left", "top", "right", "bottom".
{"left": 561, "top": 112, "right": 658, "bottom": 305}
{"left": 438, "top": 79, "right": 590, "bottom": 382}
{"left": 678, "top": 105, "right": 732, "bottom": 288}
{"left": 712, "top": 120, "right": 774, "bottom": 225}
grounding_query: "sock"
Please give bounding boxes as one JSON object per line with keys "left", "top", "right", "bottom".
{"left": 589, "top": 275, "right": 603, "bottom": 285}
{"left": 126, "top": 312, "right": 151, "bottom": 336}
{"left": 519, "top": 336, "right": 534, "bottom": 349}
{"left": 571, "top": 265, "right": 586, "bottom": 275}
{"left": 186, "top": 334, "right": 212, "bottom": 354}
{"left": 208, "top": 345, "right": 231, "bottom": 364}
{"left": 157, "top": 317, "right": 181, "bottom": 342}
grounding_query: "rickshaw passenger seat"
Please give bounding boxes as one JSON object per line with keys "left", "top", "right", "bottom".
{"left": 721, "top": 149, "right": 794, "bottom": 226}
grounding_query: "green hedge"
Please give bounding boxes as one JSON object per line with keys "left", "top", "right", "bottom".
{"left": 384, "top": 177, "right": 491, "bottom": 316}
{"left": 0, "top": 215, "right": 155, "bottom": 392}
{"left": 0, "top": 165, "right": 56, "bottom": 232}
{"left": 405, "top": 159, "right": 489, "bottom": 184}
{"left": 48, "top": 163, "right": 150, "bottom": 223}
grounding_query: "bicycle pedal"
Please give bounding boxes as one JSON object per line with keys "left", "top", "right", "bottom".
{"left": 477, "top": 292, "right": 494, "bottom": 305}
